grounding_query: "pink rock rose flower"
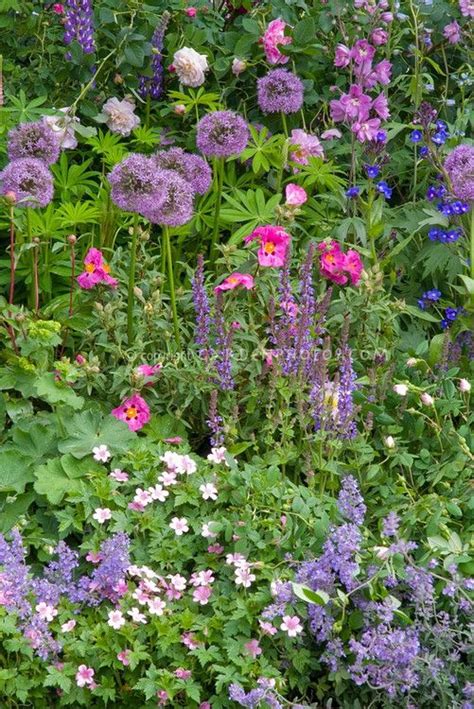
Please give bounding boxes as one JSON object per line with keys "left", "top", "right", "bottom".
{"left": 262, "top": 18, "right": 292, "bottom": 65}
{"left": 77, "top": 248, "right": 118, "bottom": 290}
{"left": 214, "top": 272, "right": 254, "bottom": 293}
{"left": 244, "top": 225, "right": 291, "bottom": 268}
{"left": 112, "top": 393, "right": 150, "bottom": 431}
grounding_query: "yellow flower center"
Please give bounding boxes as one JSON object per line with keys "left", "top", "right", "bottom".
{"left": 264, "top": 242, "right": 276, "bottom": 255}
{"left": 125, "top": 406, "right": 138, "bottom": 419}
{"left": 103, "top": 264, "right": 111, "bottom": 274}
{"left": 85, "top": 263, "right": 95, "bottom": 273}
{"left": 228, "top": 276, "right": 239, "bottom": 284}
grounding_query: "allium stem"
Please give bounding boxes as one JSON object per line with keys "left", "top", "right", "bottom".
{"left": 280, "top": 111, "right": 288, "bottom": 138}
{"left": 8, "top": 203, "right": 15, "bottom": 305}
{"left": 470, "top": 211, "right": 474, "bottom": 307}
{"left": 127, "top": 213, "right": 139, "bottom": 345}
{"left": 25, "top": 208, "right": 35, "bottom": 310}
{"left": 163, "top": 225, "right": 180, "bottom": 345}
{"left": 210, "top": 158, "right": 224, "bottom": 264}
{"left": 33, "top": 239, "right": 40, "bottom": 314}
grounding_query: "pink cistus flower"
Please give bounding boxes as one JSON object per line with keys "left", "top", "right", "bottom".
{"left": 135, "top": 363, "right": 162, "bottom": 385}
{"left": 318, "top": 241, "right": 363, "bottom": 286}
{"left": 285, "top": 183, "right": 307, "bottom": 206}
{"left": 76, "top": 248, "right": 118, "bottom": 289}
{"left": 214, "top": 273, "right": 254, "bottom": 293}
{"left": 245, "top": 225, "right": 291, "bottom": 268}
{"left": 112, "top": 393, "right": 150, "bottom": 431}
{"left": 262, "top": 18, "right": 292, "bottom": 65}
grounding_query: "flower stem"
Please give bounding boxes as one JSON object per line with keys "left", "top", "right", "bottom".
{"left": 127, "top": 213, "right": 139, "bottom": 345}
{"left": 470, "top": 211, "right": 474, "bottom": 308}
{"left": 163, "top": 225, "right": 180, "bottom": 346}
{"left": 8, "top": 202, "right": 15, "bottom": 305}
{"left": 25, "top": 208, "right": 35, "bottom": 310}
{"left": 280, "top": 111, "right": 288, "bottom": 138}
{"left": 210, "top": 158, "right": 223, "bottom": 264}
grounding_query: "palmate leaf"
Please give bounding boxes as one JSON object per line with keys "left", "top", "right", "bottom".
{"left": 51, "top": 153, "right": 98, "bottom": 199}
{"left": 34, "top": 454, "right": 101, "bottom": 504}
{"left": 296, "top": 157, "right": 346, "bottom": 193}
{"left": 55, "top": 201, "right": 101, "bottom": 227}
{"left": 220, "top": 188, "right": 282, "bottom": 244}
{"left": 57, "top": 409, "right": 137, "bottom": 458}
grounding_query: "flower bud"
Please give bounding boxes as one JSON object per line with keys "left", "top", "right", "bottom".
{"left": 67, "top": 234, "right": 77, "bottom": 245}
{"left": 420, "top": 392, "right": 434, "bottom": 406}
{"left": 384, "top": 435, "right": 396, "bottom": 449}
{"left": 459, "top": 378, "right": 471, "bottom": 392}
{"left": 4, "top": 191, "right": 17, "bottom": 204}
{"left": 174, "top": 104, "right": 186, "bottom": 115}
{"left": 406, "top": 357, "right": 417, "bottom": 367}
{"left": 393, "top": 384, "right": 408, "bottom": 396}
{"left": 232, "top": 58, "right": 247, "bottom": 76}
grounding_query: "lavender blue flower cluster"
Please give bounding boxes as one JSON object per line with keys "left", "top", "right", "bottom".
{"left": 63, "top": 0, "right": 96, "bottom": 55}
{"left": 139, "top": 12, "right": 170, "bottom": 100}
{"left": 260, "top": 477, "right": 473, "bottom": 705}
{"left": 0, "top": 530, "right": 129, "bottom": 659}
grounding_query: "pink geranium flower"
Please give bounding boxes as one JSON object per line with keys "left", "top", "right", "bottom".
{"left": 192, "top": 586, "right": 213, "bottom": 604}
{"left": 214, "top": 273, "right": 254, "bottom": 293}
{"left": 245, "top": 225, "right": 291, "bottom": 268}
{"left": 280, "top": 614, "right": 303, "bottom": 637}
{"left": 111, "top": 393, "right": 150, "bottom": 432}
{"left": 77, "top": 248, "right": 118, "bottom": 290}
{"left": 262, "top": 18, "right": 292, "bottom": 65}
{"left": 169, "top": 517, "right": 189, "bottom": 535}
{"left": 75, "top": 664, "right": 95, "bottom": 688}
{"left": 92, "top": 507, "right": 112, "bottom": 524}
{"left": 175, "top": 668, "right": 192, "bottom": 680}
{"left": 117, "top": 649, "right": 131, "bottom": 666}
{"left": 289, "top": 129, "right": 324, "bottom": 165}
{"left": 244, "top": 638, "right": 262, "bottom": 659}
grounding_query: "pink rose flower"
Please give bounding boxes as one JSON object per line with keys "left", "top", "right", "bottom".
{"left": 52, "top": 3, "right": 64, "bottom": 13}
{"left": 77, "top": 248, "right": 118, "bottom": 290}
{"left": 285, "top": 183, "right": 307, "bottom": 206}
{"left": 289, "top": 128, "right": 324, "bottom": 165}
{"left": 244, "top": 225, "right": 291, "bottom": 268}
{"left": 214, "top": 272, "right": 255, "bottom": 293}
{"left": 262, "top": 18, "right": 292, "bottom": 65}
{"left": 112, "top": 393, "right": 150, "bottom": 431}
{"left": 185, "top": 7, "right": 197, "bottom": 17}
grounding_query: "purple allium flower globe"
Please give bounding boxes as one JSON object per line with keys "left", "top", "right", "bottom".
{"left": 153, "top": 147, "right": 212, "bottom": 195}
{"left": 7, "top": 121, "right": 61, "bottom": 165}
{"left": 0, "top": 158, "right": 54, "bottom": 208}
{"left": 142, "top": 169, "right": 194, "bottom": 227}
{"left": 108, "top": 154, "right": 166, "bottom": 215}
{"left": 257, "top": 69, "right": 304, "bottom": 114}
{"left": 196, "top": 110, "right": 249, "bottom": 158}
{"left": 444, "top": 144, "right": 474, "bottom": 201}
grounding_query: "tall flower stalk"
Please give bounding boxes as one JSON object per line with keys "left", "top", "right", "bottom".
{"left": 162, "top": 226, "right": 180, "bottom": 345}
{"left": 127, "top": 214, "right": 139, "bottom": 345}
{"left": 210, "top": 158, "right": 224, "bottom": 263}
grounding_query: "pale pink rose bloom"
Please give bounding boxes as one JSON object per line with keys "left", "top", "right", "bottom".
{"left": 290, "top": 128, "right": 324, "bottom": 164}
{"left": 43, "top": 107, "right": 79, "bottom": 149}
{"left": 232, "top": 58, "right": 247, "bottom": 76}
{"left": 102, "top": 97, "right": 140, "bottom": 137}
{"left": 285, "top": 183, "right": 307, "bottom": 206}
{"left": 172, "top": 47, "right": 208, "bottom": 87}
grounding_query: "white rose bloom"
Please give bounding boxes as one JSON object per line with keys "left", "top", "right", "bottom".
{"left": 393, "top": 384, "right": 408, "bottom": 396}
{"left": 43, "top": 108, "right": 79, "bottom": 149}
{"left": 102, "top": 97, "right": 140, "bottom": 137}
{"left": 172, "top": 47, "right": 208, "bottom": 87}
